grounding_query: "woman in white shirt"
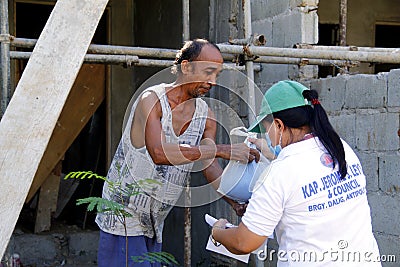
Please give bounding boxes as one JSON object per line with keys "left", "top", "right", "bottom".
{"left": 211, "top": 80, "right": 381, "bottom": 266}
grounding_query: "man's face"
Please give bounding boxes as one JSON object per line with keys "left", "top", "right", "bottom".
{"left": 181, "top": 45, "right": 223, "bottom": 97}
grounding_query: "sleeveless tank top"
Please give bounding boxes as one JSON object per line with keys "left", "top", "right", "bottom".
{"left": 96, "top": 83, "right": 208, "bottom": 242}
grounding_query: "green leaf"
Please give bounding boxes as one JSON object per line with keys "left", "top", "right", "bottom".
{"left": 65, "top": 171, "right": 107, "bottom": 181}
{"left": 67, "top": 171, "right": 179, "bottom": 265}
{"left": 131, "top": 252, "right": 180, "bottom": 266}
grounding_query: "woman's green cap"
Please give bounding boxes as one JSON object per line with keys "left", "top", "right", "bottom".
{"left": 248, "top": 80, "right": 311, "bottom": 133}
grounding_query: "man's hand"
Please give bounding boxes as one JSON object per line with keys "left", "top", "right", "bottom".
{"left": 217, "top": 143, "right": 260, "bottom": 163}
{"left": 232, "top": 202, "right": 248, "bottom": 217}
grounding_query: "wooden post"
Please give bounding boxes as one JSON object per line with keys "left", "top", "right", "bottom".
{"left": 34, "top": 161, "right": 62, "bottom": 233}
{"left": 339, "top": 0, "right": 348, "bottom": 74}
{"left": 0, "top": 0, "right": 108, "bottom": 257}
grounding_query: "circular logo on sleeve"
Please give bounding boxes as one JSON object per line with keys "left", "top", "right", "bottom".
{"left": 320, "top": 153, "right": 334, "bottom": 168}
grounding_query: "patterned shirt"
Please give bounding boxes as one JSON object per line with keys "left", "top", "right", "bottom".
{"left": 96, "top": 83, "right": 208, "bottom": 242}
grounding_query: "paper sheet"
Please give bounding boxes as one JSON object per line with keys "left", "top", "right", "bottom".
{"left": 204, "top": 214, "right": 250, "bottom": 263}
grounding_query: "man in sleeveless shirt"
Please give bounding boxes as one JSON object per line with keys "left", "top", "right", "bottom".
{"left": 96, "top": 39, "right": 260, "bottom": 267}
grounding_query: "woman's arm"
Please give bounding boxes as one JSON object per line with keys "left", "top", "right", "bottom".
{"left": 211, "top": 219, "right": 267, "bottom": 254}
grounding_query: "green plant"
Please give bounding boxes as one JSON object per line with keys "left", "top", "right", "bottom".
{"left": 131, "top": 251, "right": 179, "bottom": 266}
{"left": 65, "top": 171, "right": 180, "bottom": 267}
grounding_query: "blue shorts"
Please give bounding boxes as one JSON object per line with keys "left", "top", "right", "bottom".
{"left": 97, "top": 230, "right": 162, "bottom": 267}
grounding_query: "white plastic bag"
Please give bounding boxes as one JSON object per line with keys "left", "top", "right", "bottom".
{"left": 217, "top": 127, "right": 270, "bottom": 203}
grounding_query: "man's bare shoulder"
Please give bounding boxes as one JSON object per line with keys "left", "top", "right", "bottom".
{"left": 135, "top": 90, "right": 162, "bottom": 120}
{"left": 140, "top": 90, "right": 159, "bottom": 103}
{"left": 138, "top": 90, "right": 160, "bottom": 108}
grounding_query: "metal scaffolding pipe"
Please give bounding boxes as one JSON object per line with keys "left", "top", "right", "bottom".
{"left": 228, "top": 34, "right": 266, "bottom": 46}
{"left": 10, "top": 45, "right": 356, "bottom": 67}
{"left": 10, "top": 51, "right": 264, "bottom": 71}
{"left": 8, "top": 37, "right": 400, "bottom": 64}
{"left": 294, "top": 43, "right": 400, "bottom": 53}
{"left": 339, "top": 0, "right": 348, "bottom": 73}
{"left": 10, "top": 51, "right": 139, "bottom": 65}
{"left": 184, "top": 181, "right": 191, "bottom": 267}
{"left": 182, "top": 0, "right": 191, "bottom": 266}
{"left": 217, "top": 44, "right": 400, "bottom": 64}
{"left": 10, "top": 37, "right": 179, "bottom": 59}
{"left": 182, "top": 0, "right": 190, "bottom": 42}
{"left": 339, "top": 0, "right": 347, "bottom": 47}
{"left": 135, "top": 58, "right": 174, "bottom": 67}
{"left": 243, "top": 3, "right": 265, "bottom": 264}
{"left": 255, "top": 56, "right": 358, "bottom": 67}
{"left": 243, "top": 0, "right": 256, "bottom": 125}
{"left": 0, "top": 0, "right": 11, "bottom": 117}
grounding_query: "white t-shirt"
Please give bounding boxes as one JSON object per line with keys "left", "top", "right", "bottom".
{"left": 242, "top": 137, "right": 382, "bottom": 266}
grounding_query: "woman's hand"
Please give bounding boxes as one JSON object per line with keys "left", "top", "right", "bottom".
{"left": 213, "top": 218, "right": 229, "bottom": 229}
{"left": 247, "top": 137, "right": 275, "bottom": 160}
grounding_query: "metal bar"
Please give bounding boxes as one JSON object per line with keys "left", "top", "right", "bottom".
{"left": 0, "top": 0, "right": 11, "bottom": 118}
{"left": 182, "top": 0, "right": 190, "bottom": 42}
{"left": 184, "top": 178, "right": 191, "bottom": 267}
{"left": 229, "top": 34, "right": 266, "bottom": 46}
{"left": 89, "top": 44, "right": 177, "bottom": 59}
{"left": 294, "top": 44, "right": 400, "bottom": 53}
{"left": 339, "top": 0, "right": 347, "bottom": 47}
{"left": 10, "top": 50, "right": 356, "bottom": 68}
{"left": 10, "top": 37, "right": 178, "bottom": 59}
{"left": 12, "top": 36, "right": 400, "bottom": 54}
{"left": 8, "top": 37, "right": 400, "bottom": 64}
{"left": 255, "top": 56, "right": 358, "bottom": 67}
{"left": 10, "top": 52, "right": 266, "bottom": 71}
{"left": 209, "top": 0, "right": 216, "bottom": 42}
{"left": 242, "top": 3, "right": 264, "bottom": 265}
{"left": 243, "top": 0, "right": 256, "bottom": 125}
{"left": 10, "top": 51, "right": 139, "bottom": 65}
{"left": 135, "top": 58, "right": 174, "bottom": 67}
{"left": 182, "top": 1, "right": 191, "bottom": 266}
{"left": 217, "top": 44, "right": 400, "bottom": 64}
{"left": 224, "top": 63, "right": 262, "bottom": 71}
{"left": 339, "top": 0, "right": 348, "bottom": 73}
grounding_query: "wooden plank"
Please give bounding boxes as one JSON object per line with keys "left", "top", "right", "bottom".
{"left": 0, "top": 0, "right": 108, "bottom": 257}
{"left": 26, "top": 64, "right": 106, "bottom": 202}
{"left": 34, "top": 162, "right": 62, "bottom": 233}
{"left": 54, "top": 174, "right": 80, "bottom": 219}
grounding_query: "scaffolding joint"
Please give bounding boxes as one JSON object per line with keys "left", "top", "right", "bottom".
{"left": 243, "top": 45, "right": 259, "bottom": 61}
{"left": 229, "top": 34, "right": 266, "bottom": 46}
{"left": 299, "top": 58, "right": 310, "bottom": 66}
{"left": 123, "top": 55, "right": 139, "bottom": 68}
{"left": 0, "top": 34, "right": 13, "bottom": 43}
{"left": 294, "top": 43, "right": 313, "bottom": 49}
{"left": 346, "top": 60, "right": 360, "bottom": 68}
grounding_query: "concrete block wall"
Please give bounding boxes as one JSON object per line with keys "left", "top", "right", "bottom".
{"left": 309, "top": 70, "right": 400, "bottom": 266}
{"left": 252, "top": 0, "right": 319, "bottom": 84}
{"left": 3, "top": 227, "right": 99, "bottom": 266}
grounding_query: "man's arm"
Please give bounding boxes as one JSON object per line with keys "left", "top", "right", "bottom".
{"left": 135, "top": 91, "right": 259, "bottom": 165}
{"left": 201, "top": 109, "right": 250, "bottom": 216}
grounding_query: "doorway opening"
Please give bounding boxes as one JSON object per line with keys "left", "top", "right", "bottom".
{"left": 317, "top": 23, "right": 340, "bottom": 78}
{"left": 374, "top": 24, "right": 400, "bottom": 73}
{"left": 15, "top": 1, "right": 109, "bottom": 231}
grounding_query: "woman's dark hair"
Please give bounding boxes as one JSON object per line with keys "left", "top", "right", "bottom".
{"left": 171, "top": 38, "right": 220, "bottom": 74}
{"left": 272, "top": 90, "right": 347, "bottom": 179}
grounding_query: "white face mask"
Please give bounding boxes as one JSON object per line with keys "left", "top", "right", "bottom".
{"left": 265, "top": 123, "right": 282, "bottom": 157}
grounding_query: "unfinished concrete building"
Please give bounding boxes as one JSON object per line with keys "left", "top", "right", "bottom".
{"left": 0, "top": 0, "right": 399, "bottom": 266}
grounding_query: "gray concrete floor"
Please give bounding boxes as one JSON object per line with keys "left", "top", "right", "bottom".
{"left": 3, "top": 224, "right": 99, "bottom": 267}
